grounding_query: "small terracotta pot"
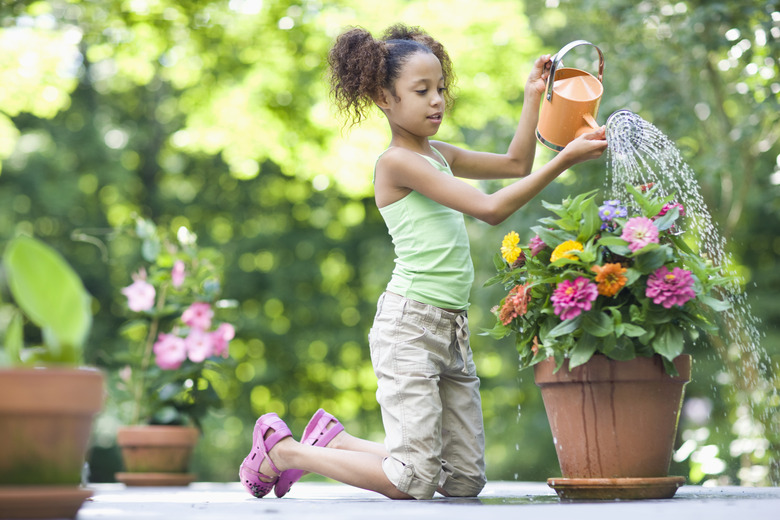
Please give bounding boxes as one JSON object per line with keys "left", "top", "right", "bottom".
{"left": 534, "top": 354, "right": 691, "bottom": 478}
{"left": 116, "top": 425, "right": 199, "bottom": 485}
{"left": 0, "top": 367, "right": 105, "bottom": 485}
{"left": 0, "top": 367, "right": 104, "bottom": 519}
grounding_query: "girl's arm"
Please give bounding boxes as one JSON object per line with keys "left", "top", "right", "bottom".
{"left": 434, "top": 54, "right": 552, "bottom": 180}
{"left": 375, "top": 127, "right": 607, "bottom": 226}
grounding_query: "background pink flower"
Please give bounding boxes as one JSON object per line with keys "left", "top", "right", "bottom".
{"left": 646, "top": 266, "right": 696, "bottom": 308}
{"left": 171, "top": 260, "right": 186, "bottom": 288}
{"left": 621, "top": 216, "right": 659, "bottom": 252}
{"left": 185, "top": 329, "right": 214, "bottom": 363}
{"left": 121, "top": 279, "right": 156, "bottom": 312}
{"left": 181, "top": 302, "right": 214, "bottom": 330}
{"left": 153, "top": 333, "right": 187, "bottom": 370}
{"left": 211, "top": 323, "right": 235, "bottom": 358}
{"left": 551, "top": 277, "right": 599, "bottom": 320}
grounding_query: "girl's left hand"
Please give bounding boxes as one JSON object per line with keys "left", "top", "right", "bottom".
{"left": 526, "top": 54, "right": 552, "bottom": 98}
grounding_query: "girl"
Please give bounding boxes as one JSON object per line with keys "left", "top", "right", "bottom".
{"left": 239, "top": 24, "right": 607, "bottom": 500}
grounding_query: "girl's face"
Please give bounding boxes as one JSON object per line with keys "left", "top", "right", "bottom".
{"left": 381, "top": 51, "right": 446, "bottom": 138}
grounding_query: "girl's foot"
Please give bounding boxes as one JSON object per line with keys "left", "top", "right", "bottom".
{"left": 274, "top": 409, "right": 345, "bottom": 497}
{"left": 239, "top": 413, "right": 293, "bottom": 498}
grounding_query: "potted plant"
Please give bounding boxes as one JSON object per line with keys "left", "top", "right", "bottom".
{"left": 108, "top": 217, "right": 235, "bottom": 486}
{"left": 484, "top": 184, "right": 734, "bottom": 500}
{"left": 0, "top": 235, "right": 104, "bottom": 519}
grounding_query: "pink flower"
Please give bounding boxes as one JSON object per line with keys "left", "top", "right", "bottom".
{"left": 181, "top": 302, "right": 214, "bottom": 331}
{"left": 551, "top": 277, "right": 599, "bottom": 320}
{"left": 211, "top": 323, "right": 235, "bottom": 358}
{"left": 529, "top": 235, "right": 547, "bottom": 257}
{"left": 646, "top": 266, "right": 696, "bottom": 308}
{"left": 171, "top": 260, "right": 186, "bottom": 288}
{"left": 121, "top": 278, "right": 156, "bottom": 312}
{"left": 621, "top": 217, "right": 659, "bottom": 252}
{"left": 657, "top": 202, "right": 685, "bottom": 218}
{"left": 184, "top": 329, "right": 214, "bottom": 363}
{"left": 153, "top": 333, "right": 187, "bottom": 370}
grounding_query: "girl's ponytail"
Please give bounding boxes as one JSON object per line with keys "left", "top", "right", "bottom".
{"left": 327, "top": 24, "right": 454, "bottom": 128}
{"left": 327, "top": 27, "right": 388, "bottom": 128}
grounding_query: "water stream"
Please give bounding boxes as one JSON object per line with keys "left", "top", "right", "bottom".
{"left": 604, "top": 110, "right": 778, "bottom": 484}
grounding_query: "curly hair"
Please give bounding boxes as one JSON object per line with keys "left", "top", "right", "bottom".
{"left": 327, "top": 24, "right": 455, "bottom": 128}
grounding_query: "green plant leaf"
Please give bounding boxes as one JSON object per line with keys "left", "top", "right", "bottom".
{"left": 569, "top": 333, "right": 598, "bottom": 368}
{"left": 578, "top": 201, "right": 601, "bottom": 242}
{"left": 3, "top": 236, "right": 92, "bottom": 363}
{"left": 582, "top": 312, "right": 613, "bottom": 337}
{"left": 653, "top": 324, "right": 684, "bottom": 361}
{"left": 547, "top": 315, "right": 582, "bottom": 338}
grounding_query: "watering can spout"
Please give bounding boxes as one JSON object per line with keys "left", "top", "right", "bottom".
{"left": 536, "top": 40, "right": 604, "bottom": 152}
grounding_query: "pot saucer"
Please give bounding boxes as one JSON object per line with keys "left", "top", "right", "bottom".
{"left": 0, "top": 485, "right": 92, "bottom": 518}
{"left": 547, "top": 476, "right": 685, "bottom": 500}
{"left": 116, "top": 472, "right": 196, "bottom": 487}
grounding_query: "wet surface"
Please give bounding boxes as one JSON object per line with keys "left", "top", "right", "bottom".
{"left": 78, "top": 481, "right": 780, "bottom": 519}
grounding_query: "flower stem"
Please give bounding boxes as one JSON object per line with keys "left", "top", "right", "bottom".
{"left": 131, "top": 283, "right": 168, "bottom": 425}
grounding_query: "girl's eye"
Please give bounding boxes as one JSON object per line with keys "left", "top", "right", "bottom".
{"left": 416, "top": 89, "right": 428, "bottom": 95}
{"left": 438, "top": 87, "right": 447, "bottom": 93}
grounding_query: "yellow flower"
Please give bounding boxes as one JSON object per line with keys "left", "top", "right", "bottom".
{"left": 550, "top": 240, "right": 584, "bottom": 263}
{"left": 501, "top": 231, "right": 522, "bottom": 264}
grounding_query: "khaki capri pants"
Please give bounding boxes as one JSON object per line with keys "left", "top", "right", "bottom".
{"left": 368, "top": 291, "right": 486, "bottom": 499}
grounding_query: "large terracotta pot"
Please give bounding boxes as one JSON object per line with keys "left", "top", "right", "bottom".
{"left": 0, "top": 367, "right": 105, "bottom": 518}
{"left": 116, "top": 425, "right": 199, "bottom": 486}
{"left": 534, "top": 354, "right": 691, "bottom": 499}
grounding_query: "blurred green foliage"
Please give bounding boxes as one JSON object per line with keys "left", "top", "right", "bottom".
{"left": 0, "top": 0, "right": 777, "bottom": 485}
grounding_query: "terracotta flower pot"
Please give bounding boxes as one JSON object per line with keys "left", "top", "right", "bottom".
{"left": 116, "top": 425, "right": 199, "bottom": 486}
{"left": 0, "top": 367, "right": 105, "bottom": 518}
{"left": 534, "top": 354, "right": 691, "bottom": 499}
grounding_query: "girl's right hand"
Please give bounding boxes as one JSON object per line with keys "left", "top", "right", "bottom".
{"left": 560, "top": 127, "right": 608, "bottom": 166}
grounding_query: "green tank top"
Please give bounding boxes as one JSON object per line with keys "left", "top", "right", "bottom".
{"left": 377, "top": 148, "right": 474, "bottom": 310}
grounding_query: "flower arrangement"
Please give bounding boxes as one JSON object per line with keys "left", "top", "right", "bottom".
{"left": 114, "top": 217, "right": 235, "bottom": 427}
{"left": 485, "top": 184, "right": 733, "bottom": 375}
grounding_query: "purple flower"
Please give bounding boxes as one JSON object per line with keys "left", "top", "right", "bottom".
{"left": 621, "top": 217, "right": 660, "bottom": 252}
{"left": 646, "top": 266, "right": 696, "bottom": 308}
{"left": 599, "top": 200, "right": 627, "bottom": 226}
{"left": 551, "top": 277, "right": 599, "bottom": 320}
{"left": 529, "top": 234, "right": 547, "bottom": 257}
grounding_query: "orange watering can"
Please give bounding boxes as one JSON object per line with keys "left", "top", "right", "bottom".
{"left": 536, "top": 40, "right": 604, "bottom": 152}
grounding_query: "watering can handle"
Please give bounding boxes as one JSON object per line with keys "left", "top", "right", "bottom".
{"left": 545, "top": 40, "right": 604, "bottom": 102}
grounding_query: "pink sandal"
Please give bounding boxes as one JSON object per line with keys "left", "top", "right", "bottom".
{"left": 273, "top": 408, "right": 344, "bottom": 498}
{"left": 239, "top": 413, "right": 292, "bottom": 498}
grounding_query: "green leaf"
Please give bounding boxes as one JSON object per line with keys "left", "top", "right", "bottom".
{"left": 653, "top": 324, "right": 684, "bottom": 361}
{"left": 547, "top": 315, "right": 582, "bottom": 338}
{"left": 621, "top": 323, "right": 647, "bottom": 337}
{"left": 2, "top": 309, "right": 24, "bottom": 364}
{"left": 569, "top": 333, "right": 598, "bottom": 369}
{"left": 653, "top": 206, "right": 680, "bottom": 231}
{"left": 582, "top": 312, "right": 613, "bottom": 337}
{"left": 3, "top": 236, "right": 92, "bottom": 363}
{"left": 578, "top": 201, "right": 602, "bottom": 242}
{"left": 633, "top": 246, "right": 670, "bottom": 273}
{"left": 698, "top": 294, "right": 731, "bottom": 312}
{"left": 531, "top": 226, "right": 572, "bottom": 248}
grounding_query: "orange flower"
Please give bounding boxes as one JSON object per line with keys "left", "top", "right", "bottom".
{"left": 499, "top": 283, "right": 532, "bottom": 325}
{"left": 591, "top": 263, "right": 628, "bottom": 297}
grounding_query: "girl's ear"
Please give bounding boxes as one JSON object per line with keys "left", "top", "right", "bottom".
{"left": 374, "top": 88, "right": 391, "bottom": 110}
